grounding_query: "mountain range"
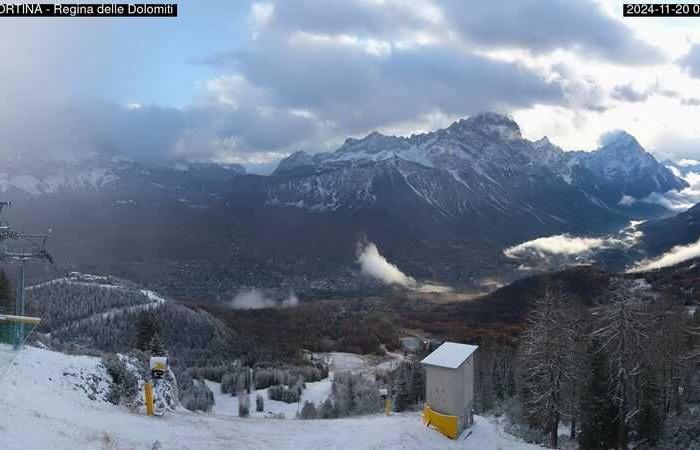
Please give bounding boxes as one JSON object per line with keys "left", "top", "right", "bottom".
{"left": 0, "top": 113, "right": 691, "bottom": 299}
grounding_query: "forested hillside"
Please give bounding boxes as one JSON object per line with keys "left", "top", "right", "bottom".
{"left": 26, "top": 276, "right": 156, "bottom": 330}
{"left": 21, "top": 275, "right": 251, "bottom": 369}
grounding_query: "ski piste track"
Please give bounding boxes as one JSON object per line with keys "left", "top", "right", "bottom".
{"left": 0, "top": 346, "right": 545, "bottom": 450}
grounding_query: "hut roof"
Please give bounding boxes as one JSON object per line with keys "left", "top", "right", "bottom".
{"left": 420, "top": 342, "right": 478, "bottom": 369}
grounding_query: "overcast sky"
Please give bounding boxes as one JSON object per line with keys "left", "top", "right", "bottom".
{"left": 3, "top": 0, "right": 700, "bottom": 171}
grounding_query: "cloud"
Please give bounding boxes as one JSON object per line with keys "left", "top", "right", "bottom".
{"left": 680, "top": 45, "right": 700, "bottom": 78}
{"left": 200, "top": 32, "right": 563, "bottom": 136}
{"left": 619, "top": 195, "right": 637, "bottom": 206}
{"left": 653, "top": 134, "right": 700, "bottom": 165}
{"left": 611, "top": 84, "right": 649, "bottom": 103}
{"left": 357, "top": 242, "right": 416, "bottom": 288}
{"left": 0, "top": 0, "right": 678, "bottom": 169}
{"left": 0, "top": 89, "right": 329, "bottom": 168}
{"left": 599, "top": 129, "right": 633, "bottom": 146}
{"left": 631, "top": 170, "right": 700, "bottom": 212}
{"left": 504, "top": 234, "right": 610, "bottom": 258}
{"left": 256, "top": 0, "right": 442, "bottom": 38}
{"left": 678, "top": 159, "right": 700, "bottom": 167}
{"left": 283, "top": 291, "right": 300, "bottom": 307}
{"left": 442, "top": 0, "right": 663, "bottom": 65}
{"left": 0, "top": 10, "right": 333, "bottom": 167}
{"left": 415, "top": 283, "right": 453, "bottom": 294}
{"left": 228, "top": 288, "right": 299, "bottom": 310}
{"left": 629, "top": 238, "right": 700, "bottom": 272}
{"left": 504, "top": 224, "right": 643, "bottom": 270}
{"left": 0, "top": 0, "right": 567, "bottom": 168}
{"left": 356, "top": 241, "right": 455, "bottom": 293}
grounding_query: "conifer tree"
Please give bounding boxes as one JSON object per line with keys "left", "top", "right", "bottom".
{"left": 393, "top": 362, "right": 413, "bottom": 412}
{"left": 135, "top": 311, "right": 162, "bottom": 352}
{"left": 238, "top": 391, "right": 250, "bottom": 417}
{"left": 300, "top": 400, "right": 317, "bottom": 419}
{"left": 0, "top": 269, "right": 12, "bottom": 314}
{"left": 149, "top": 332, "right": 166, "bottom": 356}
{"left": 319, "top": 398, "right": 335, "bottom": 418}
{"left": 636, "top": 370, "right": 662, "bottom": 446}
{"left": 410, "top": 361, "right": 425, "bottom": 404}
{"left": 578, "top": 347, "right": 618, "bottom": 450}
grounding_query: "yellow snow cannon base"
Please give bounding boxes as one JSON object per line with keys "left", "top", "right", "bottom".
{"left": 422, "top": 404, "right": 459, "bottom": 440}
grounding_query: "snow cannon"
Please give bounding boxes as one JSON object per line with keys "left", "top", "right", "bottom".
{"left": 150, "top": 356, "right": 168, "bottom": 380}
{"left": 379, "top": 388, "right": 391, "bottom": 415}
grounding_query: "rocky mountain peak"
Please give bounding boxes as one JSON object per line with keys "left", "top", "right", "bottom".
{"left": 598, "top": 130, "right": 643, "bottom": 155}
{"left": 590, "top": 130, "right": 659, "bottom": 176}
{"left": 338, "top": 130, "right": 403, "bottom": 155}
{"left": 533, "top": 136, "right": 552, "bottom": 148}
{"left": 273, "top": 150, "right": 316, "bottom": 175}
{"left": 449, "top": 112, "right": 522, "bottom": 141}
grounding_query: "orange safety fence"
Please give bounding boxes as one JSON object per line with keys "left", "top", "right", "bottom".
{"left": 422, "top": 404, "right": 459, "bottom": 440}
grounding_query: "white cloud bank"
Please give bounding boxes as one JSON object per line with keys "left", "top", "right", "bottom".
{"left": 628, "top": 238, "right": 700, "bottom": 272}
{"left": 228, "top": 288, "right": 299, "bottom": 310}
{"left": 632, "top": 169, "right": 700, "bottom": 212}
{"left": 678, "top": 159, "right": 700, "bottom": 167}
{"left": 504, "top": 235, "right": 609, "bottom": 258}
{"left": 504, "top": 222, "right": 644, "bottom": 270}
{"left": 357, "top": 242, "right": 416, "bottom": 288}
{"left": 356, "top": 242, "right": 454, "bottom": 293}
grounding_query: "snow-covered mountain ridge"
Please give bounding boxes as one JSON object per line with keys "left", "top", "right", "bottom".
{"left": 276, "top": 114, "right": 678, "bottom": 188}
{"left": 269, "top": 113, "right": 684, "bottom": 223}
{"left": 0, "top": 155, "right": 246, "bottom": 197}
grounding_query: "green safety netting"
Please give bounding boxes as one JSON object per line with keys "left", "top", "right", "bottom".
{"left": 0, "top": 315, "right": 39, "bottom": 382}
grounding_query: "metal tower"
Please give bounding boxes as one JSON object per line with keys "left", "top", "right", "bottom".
{"left": 0, "top": 201, "right": 53, "bottom": 350}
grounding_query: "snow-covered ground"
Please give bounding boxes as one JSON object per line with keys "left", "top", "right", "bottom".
{"left": 324, "top": 351, "right": 403, "bottom": 373}
{"left": 0, "top": 346, "right": 545, "bottom": 449}
{"left": 327, "top": 352, "right": 370, "bottom": 372}
{"left": 204, "top": 352, "right": 375, "bottom": 419}
{"left": 205, "top": 377, "right": 333, "bottom": 419}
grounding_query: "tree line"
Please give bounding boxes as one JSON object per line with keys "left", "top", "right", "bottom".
{"left": 506, "top": 278, "right": 700, "bottom": 449}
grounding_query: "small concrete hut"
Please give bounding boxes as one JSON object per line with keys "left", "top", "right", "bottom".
{"left": 421, "top": 342, "right": 478, "bottom": 435}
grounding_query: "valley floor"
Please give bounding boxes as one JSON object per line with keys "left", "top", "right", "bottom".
{"left": 0, "top": 347, "right": 544, "bottom": 450}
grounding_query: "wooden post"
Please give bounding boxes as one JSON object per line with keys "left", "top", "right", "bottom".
{"left": 145, "top": 382, "right": 155, "bottom": 416}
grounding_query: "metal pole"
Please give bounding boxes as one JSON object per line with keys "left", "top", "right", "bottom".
{"left": 12, "top": 260, "right": 26, "bottom": 351}
{"left": 145, "top": 382, "right": 155, "bottom": 416}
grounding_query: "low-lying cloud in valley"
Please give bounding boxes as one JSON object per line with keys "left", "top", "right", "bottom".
{"left": 357, "top": 242, "right": 417, "bottom": 288}
{"left": 504, "top": 235, "right": 610, "bottom": 258}
{"left": 356, "top": 242, "right": 454, "bottom": 293}
{"left": 628, "top": 238, "right": 700, "bottom": 272}
{"left": 228, "top": 288, "right": 299, "bottom": 310}
{"left": 627, "top": 168, "right": 700, "bottom": 212}
{"left": 504, "top": 222, "right": 644, "bottom": 270}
